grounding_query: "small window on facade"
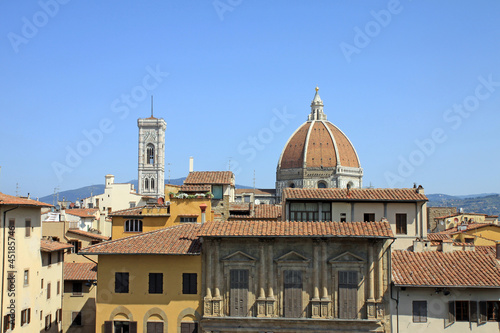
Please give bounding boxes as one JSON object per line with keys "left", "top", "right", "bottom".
{"left": 115, "top": 272, "right": 129, "bottom": 293}
{"left": 69, "top": 240, "right": 81, "bottom": 254}
{"left": 24, "top": 270, "right": 29, "bottom": 285}
{"left": 289, "top": 182, "right": 295, "bottom": 188}
{"left": 182, "top": 273, "right": 197, "bottom": 294}
{"left": 364, "top": 213, "right": 375, "bottom": 222}
{"left": 48, "top": 252, "right": 52, "bottom": 265}
{"left": 57, "top": 281, "right": 60, "bottom": 295}
{"left": 243, "top": 195, "right": 251, "bottom": 203}
{"left": 25, "top": 219, "right": 31, "bottom": 237}
{"left": 129, "top": 202, "right": 136, "bottom": 208}
{"left": 180, "top": 217, "right": 197, "bottom": 223}
{"left": 396, "top": 213, "right": 407, "bottom": 235}
{"left": 413, "top": 301, "right": 427, "bottom": 322}
{"left": 487, "top": 301, "right": 500, "bottom": 321}
{"left": 147, "top": 143, "right": 155, "bottom": 165}
{"left": 212, "top": 185, "right": 223, "bottom": 200}
{"left": 455, "top": 301, "right": 470, "bottom": 321}
{"left": 72, "top": 282, "right": 83, "bottom": 296}
{"left": 145, "top": 178, "right": 149, "bottom": 190}
{"left": 45, "top": 314, "right": 51, "bottom": 330}
{"left": 149, "top": 273, "right": 163, "bottom": 294}
{"left": 41, "top": 278, "right": 44, "bottom": 289}
{"left": 4, "top": 313, "right": 14, "bottom": 330}
{"left": 124, "top": 219, "right": 143, "bottom": 232}
{"left": 71, "top": 312, "right": 82, "bottom": 326}
{"left": 318, "top": 181, "right": 327, "bottom": 188}
{"left": 180, "top": 322, "right": 198, "bottom": 333}
{"left": 340, "top": 213, "right": 347, "bottom": 222}
{"left": 21, "top": 308, "right": 31, "bottom": 326}
{"left": 47, "top": 283, "right": 51, "bottom": 299}
{"left": 151, "top": 178, "right": 155, "bottom": 190}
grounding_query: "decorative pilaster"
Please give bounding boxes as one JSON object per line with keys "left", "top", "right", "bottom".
{"left": 257, "top": 241, "right": 267, "bottom": 317}
{"left": 320, "top": 240, "right": 331, "bottom": 318}
{"left": 212, "top": 239, "right": 223, "bottom": 316}
{"left": 266, "top": 241, "right": 276, "bottom": 317}
{"left": 311, "top": 239, "right": 321, "bottom": 318}
{"left": 367, "top": 241, "right": 376, "bottom": 319}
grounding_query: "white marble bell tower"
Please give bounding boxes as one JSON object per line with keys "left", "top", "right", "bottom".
{"left": 137, "top": 106, "right": 166, "bottom": 199}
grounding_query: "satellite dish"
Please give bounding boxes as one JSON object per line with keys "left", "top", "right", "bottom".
{"left": 255, "top": 199, "right": 261, "bottom": 205}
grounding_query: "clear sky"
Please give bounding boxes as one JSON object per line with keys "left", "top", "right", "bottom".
{"left": 1, "top": 1, "right": 499, "bottom": 199}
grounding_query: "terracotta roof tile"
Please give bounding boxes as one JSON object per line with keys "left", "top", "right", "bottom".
{"left": 438, "top": 223, "right": 494, "bottom": 235}
{"left": 108, "top": 206, "right": 144, "bottom": 217}
{"left": 235, "top": 188, "right": 276, "bottom": 195}
{"left": 0, "top": 192, "right": 52, "bottom": 207}
{"left": 283, "top": 188, "right": 428, "bottom": 202}
{"left": 66, "top": 208, "right": 98, "bottom": 218}
{"left": 198, "top": 220, "right": 394, "bottom": 238}
{"left": 64, "top": 263, "right": 97, "bottom": 281}
{"left": 427, "top": 233, "right": 452, "bottom": 241}
{"left": 180, "top": 185, "right": 211, "bottom": 192}
{"left": 80, "top": 224, "right": 201, "bottom": 255}
{"left": 255, "top": 204, "right": 282, "bottom": 219}
{"left": 67, "top": 229, "right": 110, "bottom": 241}
{"left": 40, "top": 239, "right": 73, "bottom": 252}
{"left": 392, "top": 247, "right": 500, "bottom": 287}
{"left": 184, "top": 171, "right": 234, "bottom": 185}
{"left": 229, "top": 203, "right": 251, "bottom": 211}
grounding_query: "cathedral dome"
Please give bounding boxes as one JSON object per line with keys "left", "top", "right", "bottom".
{"left": 276, "top": 87, "right": 363, "bottom": 199}
{"left": 277, "top": 88, "right": 360, "bottom": 170}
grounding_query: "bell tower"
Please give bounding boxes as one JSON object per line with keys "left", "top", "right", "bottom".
{"left": 137, "top": 102, "right": 166, "bottom": 199}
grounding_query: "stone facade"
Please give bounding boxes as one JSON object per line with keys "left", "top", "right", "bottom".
{"left": 138, "top": 117, "right": 166, "bottom": 199}
{"left": 427, "top": 206, "right": 457, "bottom": 232}
{"left": 201, "top": 235, "right": 391, "bottom": 332}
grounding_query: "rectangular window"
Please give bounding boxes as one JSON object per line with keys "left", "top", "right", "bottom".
{"left": 149, "top": 273, "right": 163, "bottom": 294}
{"left": 129, "top": 202, "right": 136, "bottom": 208}
{"left": 363, "top": 213, "right": 375, "bottom": 222}
{"left": 69, "top": 240, "right": 81, "bottom": 254}
{"left": 147, "top": 322, "right": 164, "bottom": 332}
{"left": 180, "top": 217, "right": 197, "bottom": 223}
{"left": 24, "top": 270, "right": 29, "bottom": 286}
{"left": 338, "top": 271, "right": 358, "bottom": 319}
{"left": 243, "top": 195, "right": 251, "bottom": 203}
{"left": 455, "top": 301, "right": 469, "bottom": 321}
{"left": 45, "top": 314, "right": 51, "bottom": 330}
{"left": 413, "top": 301, "right": 427, "bottom": 322}
{"left": 180, "top": 322, "right": 198, "bottom": 333}
{"left": 57, "top": 280, "right": 60, "bottom": 295}
{"left": 284, "top": 270, "right": 303, "bottom": 318}
{"left": 212, "top": 185, "right": 223, "bottom": 200}
{"left": 487, "top": 301, "right": 500, "bottom": 321}
{"left": 47, "top": 283, "right": 51, "bottom": 299}
{"left": 321, "top": 202, "right": 331, "bottom": 221}
{"left": 396, "top": 213, "right": 407, "bottom": 235}
{"left": 21, "top": 308, "right": 31, "bottom": 326}
{"left": 72, "top": 282, "right": 83, "bottom": 296}
{"left": 41, "top": 278, "right": 44, "bottom": 289}
{"left": 290, "top": 202, "right": 320, "bottom": 222}
{"left": 57, "top": 309, "right": 62, "bottom": 323}
{"left": 340, "top": 213, "right": 347, "bottom": 222}
{"left": 182, "top": 273, "right": 197, "bottom": 294}
{"left": 57, "top": 251, "right": 62, "bottom": 263}
{"left": 115, "top": 273, "right": 129, "bottom": 293}
{"left": 48, "top": 252, "right": 52, "bottom": 265}
{"left": 230, "top": 269, "right": 249, "bottom": 317}
{"left": 71, "top": 312, "right": 82, "bottom": 326}
{"left": 25, "top": 219, "right": 31, "bottom": 237}
{"left": 4, "top": 314, "right": 14, "bottom": 331}
{"left": 8, "top": 219, "right": 15, "bottom": 229}
{"left": 124, "top": 219, "right": 143, "bottom": 232}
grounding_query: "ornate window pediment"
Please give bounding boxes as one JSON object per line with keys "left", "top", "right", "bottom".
{"left": 275, "top": 251, "right": 310, "bottom": 264}
{"left": 222, "top": 251, "right": 257, "bottom": 262}
{"left": 328, "top": 251, "right": 366, "bottom": 264}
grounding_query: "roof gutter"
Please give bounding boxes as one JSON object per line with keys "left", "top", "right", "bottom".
{"left": 1, "top": 205, "right": 19, "bottom": 331}
{"left": 393, "top": 284, "right": 500, "bottom": 289}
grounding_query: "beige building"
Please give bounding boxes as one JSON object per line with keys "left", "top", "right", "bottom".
{"left": 0, "top": 192, "right": 71, "bottom": 332}
{"left": 281, "top": 187, "right": 428, "bottom": 250}
{"left": 63, "top": 262, "right": 97, "bottom": 333}
{"left": 199, "top": 220, "right": 394, "bottom": 332}
{"left": 392, "top": 243, "right": 500, "bottom": 332}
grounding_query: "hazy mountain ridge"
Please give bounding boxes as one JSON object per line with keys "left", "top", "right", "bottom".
{"left": 427, "top": 193, "right": 500, "bottom": 217}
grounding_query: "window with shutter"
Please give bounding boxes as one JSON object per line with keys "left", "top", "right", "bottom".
{"left": 487, "top": 301, "right": 500, "bottom": 322}
{"left": 115, "top": 272, "right": 129, "bottom": 293}
{"left": 104, "top": 321, "right": 112, "bottom": 333}
{"left": 284, "top": 270, "right": 303, "bottom": 318}
{"left": 455, "top": 301, "right": 469, "bottom": 321}
{"left": 182, "top": 273, "right": 197, "bottom": 294}
{"left": 338, "top": 271, "right": 358, "bottom": 319}
{"left": 412, "top": 301, "right": 427, "bottom": 323}
{"left": 149, "top": 273, "right": 163, "bottom": 294}
{"left": 445, "top": 301, "right": 455, "bottom": 327}
{"left": 73, "top": 282, "right": 83, "bottom": 296}
{"left": 470, "top": 301, "right": 478, "bottom": 323}
{"left": 396, "top": 214, "right": 407, "bottom": 234}
{"left": 47, "top": 283, "right": 51, "bottom": 299}
{"left": 180, "top": 322, "right": 198, "bottom": 333}
{"left": 230, "top": 269, "right": 249, "bottom": 317}
{"left": 147, "top": 321, "right": 164, "bottom": 333}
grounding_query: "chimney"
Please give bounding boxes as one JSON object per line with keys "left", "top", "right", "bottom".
{"left": 496, "top": 243, "right": 500, "bottom": 260}
{"left": 442, "top": 239, "right": 453, "bottom": 253}
{"left": 199, "top": 203, "right": 207, "bottom": 224}
{"left": 189, "top": 157, "right": 194, "bottom": 173}
{"left": 416, "top": 185, "right": 424, "bottom": 194}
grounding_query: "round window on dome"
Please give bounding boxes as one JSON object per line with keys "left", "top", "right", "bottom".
{"left": 289, "top": 182, "right": 295, "bottom": 188}
{"left": 318, "top": 181, "right": 327, "bottom": 188}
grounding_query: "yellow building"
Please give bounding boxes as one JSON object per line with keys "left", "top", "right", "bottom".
{"left": 80, "top": 223, "right": 202, "bottom": 333}
{"left": 434, "top": 212, "right": 498, "bottom": 231}
{"left": 431, "top": 223, "right": 500, "bottom": 246}
{"left": 110, "top": 198, "right": 211, "bottom": 240}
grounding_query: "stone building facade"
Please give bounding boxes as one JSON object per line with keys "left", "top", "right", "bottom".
{"left": 199, "top": 220, "right": 393, "bottom": 332}
{"left": 276, "top": 88, "right": 363, "bottom": 202}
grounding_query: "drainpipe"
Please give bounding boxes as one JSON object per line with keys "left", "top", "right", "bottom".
{"left": 1, "top": 205, "right": 19, "bottom": 330}
{"left": 199, "top": 203, "right": 207, "bottom": 224}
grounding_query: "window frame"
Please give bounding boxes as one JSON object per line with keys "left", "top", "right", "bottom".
{"left": 182, "top": 273, "right": 197, "bottom": 294}
{"left": 124, "top": 219, "right": 143, "bottom": 233}
{"left": 148, "top": 273, "right": 163, "bottom": 294}
{"left": 455, "top": 300, "right": 470, "bottom": 322}
{"left": 363, "top": 213, "right": 375, "bottom": 222}
{"left": 47, "top": 282, "right": 51, "bottom": 299}
{"left": 24, "top": 269, "right": 29, "bottom": 286}
{"left": 20, "top": 308, "right": 31, "bottom": 326}
{"left": 180, "top": 217, "right": 197, "bottom": 223}
{"left": 71, "top": 312, "right": 82, "bottom": 326}
{"left": 412, "top": 300, "right": 427, "bottom": 323}
{"left": 115, "top": 272, "right": 129, "bottom": 293}
{"left": 25, "top": 219, "right": 31, "bottom": 237}
{"left": 396, "top": 213, "right": 407, "bottom": 235}
{"left": 72, "top": 281, "right": 83, "bottom": 296}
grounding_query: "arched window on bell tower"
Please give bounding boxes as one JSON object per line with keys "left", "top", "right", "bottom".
{"left": 145, "top": 178, "right": 149, "bottom": 191}
{"left": 151, "top": 178, "right": 155, "bottom": 190}
{"left": 147, "top": 144, "right": 155, "bottom": 165}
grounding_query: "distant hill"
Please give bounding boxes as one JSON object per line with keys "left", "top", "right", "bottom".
{"left": 39, "top": 178, "right": 253, "bottom": 204}
{"left": 427, "top": 193, "right": 500, "bottom": 217}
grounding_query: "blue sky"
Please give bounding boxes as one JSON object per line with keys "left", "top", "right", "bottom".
{"left": 1, "top": 1, "right": 499, "bottom": 198}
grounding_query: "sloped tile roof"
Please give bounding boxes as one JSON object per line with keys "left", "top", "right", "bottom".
{"left": 66, "top": 208, "right": 98, "bottom": 218}
{"left": 283, "top": 188, "right": 428, "bottom": 202}
{"left": 392, "top": 247, "right": 500, "bottom": 287}
{"left": 80, "top": 224, "right": 201, "bottom": 255}
{"left": 180, "top": 185, "right": 211, "bottom": 192}
{"left": 235, "top": 188, "right": 276, "bottom": 195}
{"left": 184, "top": 171, "right": 233, "bottom": 185}
{"left": 438, "top": 223, "right": 494, "bottom": 235}
{"left": 255, "top": 204, "right": 282, "bottom": 219}
{"left": 229, "top": 203, "right": 251, "bottom": 211}
{"left": 64, "top": 263, "right": 97, "bottom": 281}
{"left": 67, "top": 229, "right": 110, "bottom": 241}
{"left": 40, "top": 239, "right": 73, "bottom": 252}
{"left": 427, "top": 233, "right": 452, "bottom": 241}
{"left": 0, "top": 192, "right": 52, "bottom": 207}
{"left": 199, "top": 220, "right": 394, "bottom": 238}
{"left": 108, "top": 206, "right": 144, "bottom": 217}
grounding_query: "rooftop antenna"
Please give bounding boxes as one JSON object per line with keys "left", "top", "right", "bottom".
{"left": 16, "top": 183, "right": 19, "bottom": 197}
{"left": 151, "top": 95, "right": 154, "bottom": 117}
{"left": 252, "top": 169, "right": 256, "bottom": 215}
{"left": 167, "top": 163, "right": 171, "bottom": 184}
{"left": 228, "top": 157, "right": 232, "bottom": 171}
